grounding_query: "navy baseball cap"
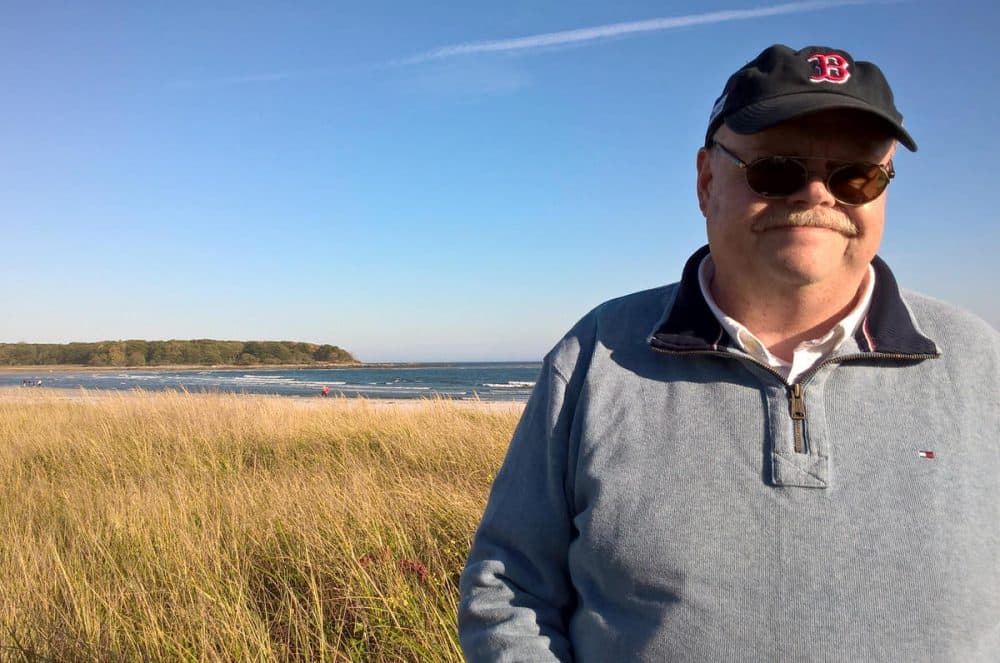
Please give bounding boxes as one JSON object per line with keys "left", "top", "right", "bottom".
{"left": 706, "top": 44, "right": 917, "bottom": 152}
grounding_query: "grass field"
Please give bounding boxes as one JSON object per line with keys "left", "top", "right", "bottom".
{"left": 0, "top": 388, "right": 521, "bottom": 662}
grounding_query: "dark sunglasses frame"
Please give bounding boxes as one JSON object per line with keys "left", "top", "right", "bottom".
{"left": 711, "top": 141, "right": 895, "bottom": 207}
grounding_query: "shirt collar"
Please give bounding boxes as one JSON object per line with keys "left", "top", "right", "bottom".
{"left": 696, "top": 254, "right": 876, "bottom": 368}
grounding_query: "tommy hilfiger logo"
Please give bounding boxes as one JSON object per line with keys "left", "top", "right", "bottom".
{"left": 808, "top": 53, "right": 851, "bottom": 84}
{"left": 918, "top": 450, "right": 936, "bottom": 459}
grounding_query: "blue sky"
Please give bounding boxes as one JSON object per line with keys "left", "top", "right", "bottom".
{"left": 3, "top": 1, "right": 998, "bottom": 362}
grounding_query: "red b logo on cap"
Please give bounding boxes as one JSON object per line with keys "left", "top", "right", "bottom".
{"left": 808, "top": 53, "right": 851, "bottom": 84}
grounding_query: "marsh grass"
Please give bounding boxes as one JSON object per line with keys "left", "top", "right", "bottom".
{"left": 0, "top": 388, "right": 520, "bottom": 661}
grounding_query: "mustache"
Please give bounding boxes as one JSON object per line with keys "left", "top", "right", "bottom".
{"left": 751, "top": 209, "right": 859, "bottom": 237}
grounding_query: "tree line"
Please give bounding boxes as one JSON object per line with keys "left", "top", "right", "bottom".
{"left": 0, "top": 340, "right": 357, "bottom": 367}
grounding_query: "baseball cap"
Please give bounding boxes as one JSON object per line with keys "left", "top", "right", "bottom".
{"left": 705, "top": 44, "right": 917, "bottom": 152}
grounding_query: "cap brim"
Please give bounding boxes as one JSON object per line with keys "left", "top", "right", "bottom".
{"left": 725, "top": 92, "right": 918, "bottom": 152}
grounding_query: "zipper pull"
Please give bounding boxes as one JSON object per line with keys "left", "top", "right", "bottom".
{"left": 789, "top": 383, "right": 807, "bottom": 454}
{"left": 790, "top": 383, "right": 806, "bottom": 419}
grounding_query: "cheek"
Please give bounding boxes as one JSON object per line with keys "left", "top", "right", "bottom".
{"left": 709, "top": 194, "right": 770, "bottom": 233}
{"left": 851, "top": 203, "right": 886, "bottom": 240}
{"left": 707, "top": 175, "right": 758, "bottom": 221}
{"left": 842, "top": 206, "right": 886, "bottom": 263}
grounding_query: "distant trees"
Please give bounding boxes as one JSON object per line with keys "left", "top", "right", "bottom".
{"left": 313, "top": 344, "right": 344, "bottom": 362}
{"left": 0, "top": 340, "right": 357, "bottom": 367}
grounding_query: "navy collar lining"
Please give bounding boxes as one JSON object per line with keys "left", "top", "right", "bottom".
{"left": 650, "top": 246, "right": 938, "bottom": 356}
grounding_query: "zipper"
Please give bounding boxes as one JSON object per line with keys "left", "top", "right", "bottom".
{"left": 789, "top": 383, "right": 807, "bottom": 453}
{"left": 650, "top": 340, "right": 937, "bottom": 455}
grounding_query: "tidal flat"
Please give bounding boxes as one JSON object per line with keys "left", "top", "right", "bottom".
{"left": 0, "top": 387, "right": 521, "bottom": 661}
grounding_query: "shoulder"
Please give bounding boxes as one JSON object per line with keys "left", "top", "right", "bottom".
{"left": 545, "top": 284, "right": 677, "bottom": 377}
{"left": 588, "top": 284, "right": 678, "bottom": 329}
{"left": 900, "top": 289, "right": 1000, "bottom": 351}
{"left": 900, "top": 291, "right": 1000, "bottom": 391}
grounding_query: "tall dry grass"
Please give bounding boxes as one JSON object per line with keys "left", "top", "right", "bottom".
{"left": 0, "top": 388, "right": 521, "bottom": 662}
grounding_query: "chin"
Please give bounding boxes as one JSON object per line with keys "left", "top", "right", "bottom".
{"left": 760, "top": 234, "right": 845, "bottom": 271}
{"left": 764, "top": 253, "right": 839, "bottom": 286}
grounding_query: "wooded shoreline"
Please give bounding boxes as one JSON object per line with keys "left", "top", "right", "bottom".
{"left": 0, "top": 361, "right": 481, "bottom": 373}
{"left": 0, "top": 339, "right": 356, "bottom": 368}
{"left": 0, "top": 363, "right": 360, "bottom": 373}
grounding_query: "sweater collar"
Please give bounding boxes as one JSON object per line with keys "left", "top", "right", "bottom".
{"left": 649, "top": 245, "right": 939, "bottom": 357}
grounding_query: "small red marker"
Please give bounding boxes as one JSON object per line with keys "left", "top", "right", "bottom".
{"left": 918, "top": 450, "right": 935, "bottom": 459}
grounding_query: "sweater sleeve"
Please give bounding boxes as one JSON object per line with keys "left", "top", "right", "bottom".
{"left": 458, "top": 355, "right": 578, "bottom": 662}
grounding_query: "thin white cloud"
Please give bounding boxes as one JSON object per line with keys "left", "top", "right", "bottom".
{"left": 397, "top": 0, "right": 876, "bottom": 65}
{"left": 168, "top": 0, "right": 882, "bottom": 88}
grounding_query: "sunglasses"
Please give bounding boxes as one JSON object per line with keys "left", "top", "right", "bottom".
{"left": 712, "top": 141, "right": 895, "bottom": 206}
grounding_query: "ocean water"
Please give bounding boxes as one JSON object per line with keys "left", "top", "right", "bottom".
{"left": 1, "top": 363, "right": 543, "bottom": 401}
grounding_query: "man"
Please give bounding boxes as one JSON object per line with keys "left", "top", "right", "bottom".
{"left": 459, "top": 44, "right": 1000, "bottom": 662}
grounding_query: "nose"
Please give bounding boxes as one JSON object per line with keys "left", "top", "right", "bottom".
{"left": 787, "top": 172, "right": 837, "bottom": 208}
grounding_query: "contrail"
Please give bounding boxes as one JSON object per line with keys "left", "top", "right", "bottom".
{"left": 397, "top": 0, "right": 875, "bottom": 65}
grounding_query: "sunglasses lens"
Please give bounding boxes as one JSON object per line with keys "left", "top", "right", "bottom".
{"left": 828, "top": 164, "right": 890, "bottom": 205}
{"left": 745, "top": 157, "right": 807, "bottom": 197}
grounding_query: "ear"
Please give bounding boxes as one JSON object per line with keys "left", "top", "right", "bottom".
{"left": 696, "top": 147, "right": 713, "bottom": 217}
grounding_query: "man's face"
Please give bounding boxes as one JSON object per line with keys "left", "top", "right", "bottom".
{"left": 696, "top": 111, "right": 896, "bottom": 295}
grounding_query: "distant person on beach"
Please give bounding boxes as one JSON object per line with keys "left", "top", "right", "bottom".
{"left": 321, "top": 385, "right": 330, "bottom": 398}
{"left": 459, "top": 44, "right": 1000, "bottom": 661}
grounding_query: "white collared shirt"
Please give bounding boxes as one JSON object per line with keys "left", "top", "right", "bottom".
{"left": 697, "top": 255, "right": 875, "bottom": 384}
